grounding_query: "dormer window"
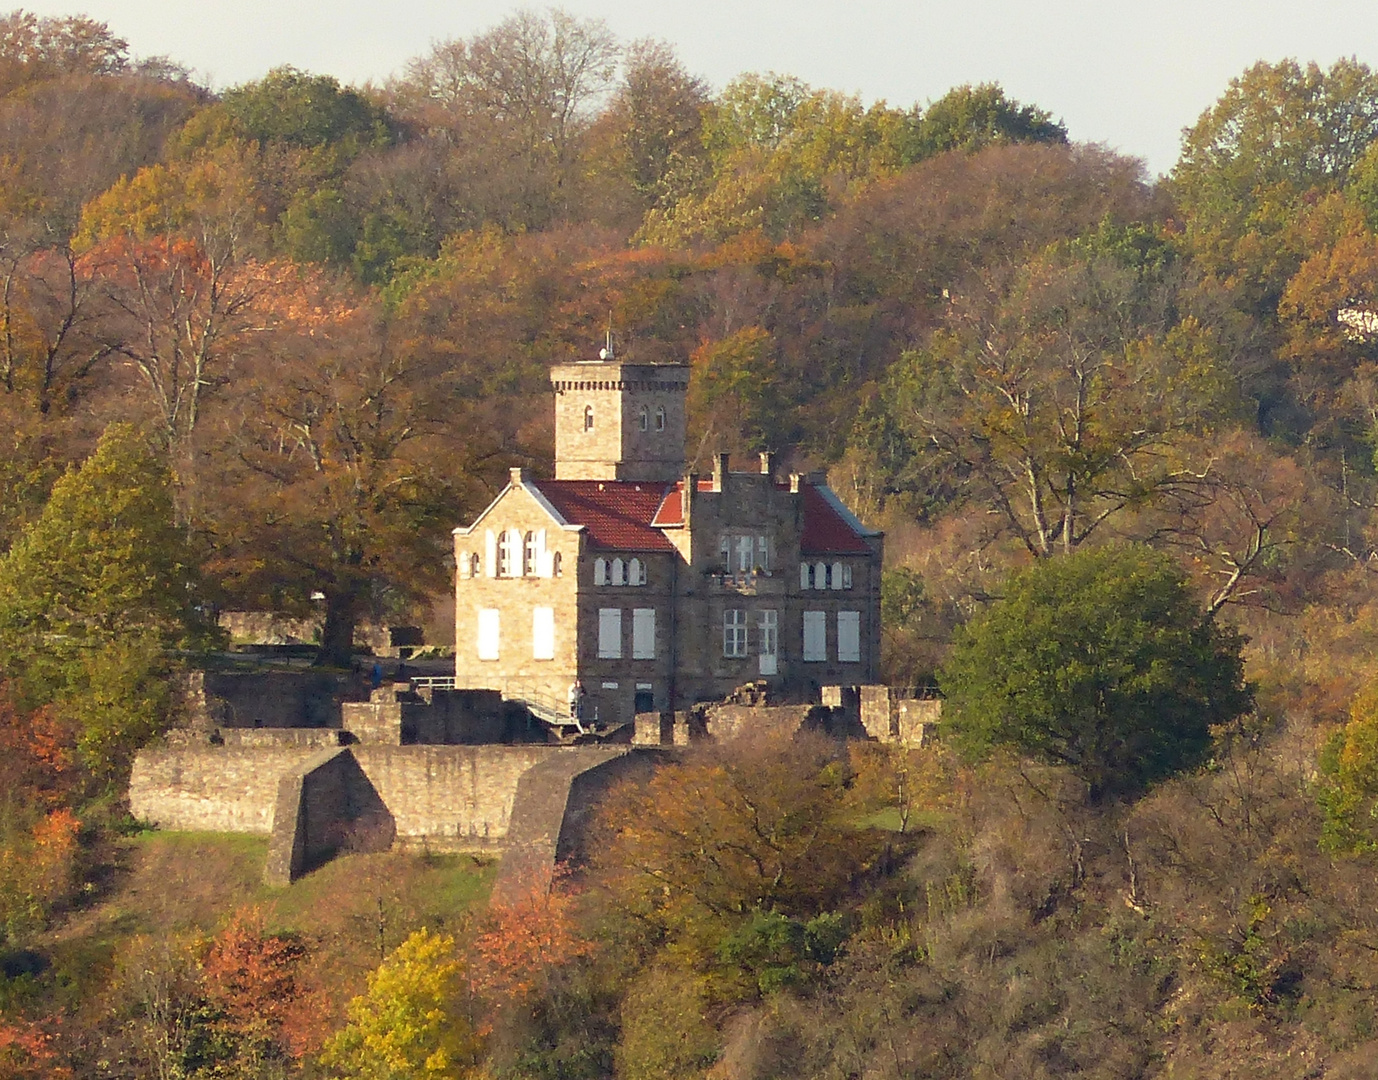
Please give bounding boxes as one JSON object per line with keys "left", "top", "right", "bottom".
{"left": 584, "top": 405, "right": 594, "bottom": 431}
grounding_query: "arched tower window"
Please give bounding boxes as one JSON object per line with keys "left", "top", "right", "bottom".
{"left": 584, "top": 405, "right": 594, "bottom": 431}
{"left": 655, "top": 405, "right": 666, "bottom": 431}
{"left": 639, "top": 405, "right": 649, "bottom": 431}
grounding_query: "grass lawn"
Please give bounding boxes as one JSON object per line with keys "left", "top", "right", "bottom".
{"left": 32, "top": 831, "right": 497, "bottom": 1013}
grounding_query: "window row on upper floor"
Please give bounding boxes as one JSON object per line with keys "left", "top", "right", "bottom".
{"left": 459, "top": 529, "right": 564, "bottom": 579}
{"left": 593, "top": 556, "right": 648, "bottom": 586}
{"left": 800, "top": 561, "right": 853, "bottom": 590}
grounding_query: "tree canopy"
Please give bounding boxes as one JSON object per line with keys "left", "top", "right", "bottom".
{"left": 940, "top": 545, "right": 1253, "bottom": 800}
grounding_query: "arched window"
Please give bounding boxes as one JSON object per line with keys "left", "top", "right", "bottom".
{"left": 583, "top": 405, "right": 594, "bottom": 431}
{"left": 830, "top": 561, "right": 844, "bottom": 590}
{"left": 611, "top": 557, "right": 626, "bottom": 586}
{"left": 552, "top": 552, "right": 563, "bottom": 577}
{"left": 800, "top": 563, "right": 811, "bottom": 589}
{"left": 497, "top": 530, "right": 516, "bottom": 577}
{"left": 524, "top": 531, "right": 538, "bottom": 576}
{"left": 639, "top": 405, "right": 649, "bottom": 431}
{"left": 594, "top": 557, "right": 607, "bottom": 585}
{"left": 470, "top": 553, "right": 481, "bottom": 578}
{"left": 842, "top": 564, "right": 853, "bottom": 588}
{"left": 629, "top": 557, "right": 644, "bottom": 585}
{"left": 655, "top": 405, "right": 666, "bottom": 431}
{"left": 815, "top": 561, "right": 828, "bottom": 590}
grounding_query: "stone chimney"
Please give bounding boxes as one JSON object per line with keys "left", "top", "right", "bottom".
{"left": 712, "top": 452, "right": 730, "bottom": 492}
{"left": 759, "top": 451, "right": 776, "bottom": 477}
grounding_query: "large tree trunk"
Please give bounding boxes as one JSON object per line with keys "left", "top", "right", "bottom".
{"left": 316, "top": 588, "right": 358, "bottom": 668}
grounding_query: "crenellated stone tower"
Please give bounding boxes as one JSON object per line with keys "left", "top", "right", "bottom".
{"left": 548, "top": 357, "right": 688, "bottom": 482}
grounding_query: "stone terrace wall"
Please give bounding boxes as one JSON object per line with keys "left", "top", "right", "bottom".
{"left": 701, "top": 703, "right": 829, "bottom": 742}
{"left": 130, "top": 746, "right": 323, "bottom": 833}
{"left": 350, "top": 745, "right": 560, "bottom": 849}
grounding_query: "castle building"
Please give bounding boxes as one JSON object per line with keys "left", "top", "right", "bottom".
{"left": 452, "top": 356, "right": 883, "bottom": 729}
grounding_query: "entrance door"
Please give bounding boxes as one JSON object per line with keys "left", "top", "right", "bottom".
{"left": 634, "top": 689, "right": 655, "bottom": 713}
{"left": 758, "top": 610, "right": 779, "bottom": 676}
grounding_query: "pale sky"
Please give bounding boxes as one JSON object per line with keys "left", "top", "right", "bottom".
{"left": 18, "top": 0, "right": 1378, "bottom": 177}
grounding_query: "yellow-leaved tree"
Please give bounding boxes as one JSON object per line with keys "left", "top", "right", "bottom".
{"left": 320, "top": 928, "right": 481, "bottom": 1079}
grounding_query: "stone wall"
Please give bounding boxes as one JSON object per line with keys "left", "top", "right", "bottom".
{"left": 342, "top": 686, "right": 510, "bottom": 745}
{"left": 264, "top": 749, "right": 395, "bottom": 885}
{"left": 179, "top": 670, "right": 347, "bottom": 730}
{"left": 701, "top": 702, "right": 829, "bottom": 742}
{"left": 130, "top": 746, "right": 323, "bottom": 833}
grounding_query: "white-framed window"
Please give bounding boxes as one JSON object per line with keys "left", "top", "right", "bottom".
{"left": 758, "top": 609, "right": 779, "bottom": 676}
{"left": 478, "top": 609, "right": 500, "bottom": 660}
{"left": 469, "top": 553, "right": 480, "bottom": 578}
{"left": 830, "top": 561, "right": 844, "bottom": 590}
{"left": 639, "top": 405, "right": 649, "bottom": 431}
{"left": 584, "top": 405, "right": 594, "bottom": 431}
{"left": 553, "top": 552, "right": 563, "bottom": 577}
{"left": 655, "top": 405, "right": 666, "bottom": 431}
{"left": 629, "top": 557, "right": 645, "bottom": 585}
{"left": 611, "top": 557, "right": 626, "bottom": 586}
{"left": 723, "top": 609, "right": 748, "bottom": 657}
{"left": 532, "top": 607, "right": 555, "bottom": 660}
{"left": 736, "top": 536, "right": 753, "bottom": 573}
{"left": 598, "top": 608, "right": 622, "bottom": 659}
{"left": 838, "top": 611, "right": 861, "bottom": 662}
{"left": 632, "top": 608, "right": 656, "bottom": 659}
{"left": 803, "top": 610, "right": 827, "bottom": 662}
{"left": 594, "top": 557, "right": 607, "bottom": 586}
{"left": 524, "top": 532, "right": 539, "bottom": 576}
{"left": 800, "top": 562, "right": 811, "bottom": 589}
{"left": 498, "top": 529, "right": 517, "bottom": 577}
{"left": 755, "top": 536, "right": 770, "bottom": 572}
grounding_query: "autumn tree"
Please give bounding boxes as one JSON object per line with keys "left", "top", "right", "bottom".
{"left": 941, "top": 545, "right": 1253, "bottom": 801}
{"left": 0, "top": 423, "right": 206, "bottom": 776}
{"left": 910, "top": 82, "right": 1066, "bottom": 159}
{"left": 320, "top": 927, "right": 480, "bottom": 1080}
{"left": 883, "top": 242, "right": 1230, "bottom": 557}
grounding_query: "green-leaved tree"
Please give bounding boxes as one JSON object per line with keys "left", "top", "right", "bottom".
{"left": 939, "top": 546, "right": 1252, "bottom": 801}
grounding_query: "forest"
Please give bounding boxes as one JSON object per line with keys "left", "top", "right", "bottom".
{"left": 3, "top": 5, "right": 1378, "bottom": 1077}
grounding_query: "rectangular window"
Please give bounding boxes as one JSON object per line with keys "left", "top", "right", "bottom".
{"left": 736, "top": 535, "right": 753, "bottom": 573}
{"left": 632, "top": 608, "right": 656, "bottom": 659}
{"left": 723, "top": 609, "right": 748, "bottom": 657}
{"left": 532, "top": 607, "right": 554, "bottom": 660}
{"left": 803, "top": 610, "right": 827, "bottom": 662}
{"left": 756, "top": 535, "right": 770, "bottom": 572}
{"left": 837, "top": 611, "right": 861, "bottom": 663}
{"left": 477, "top": 608, "right": 500, "bottom": 660}
{"left": 598, "top": 608, "right": 622, "bottom": 659}
{"left": 758, "top": 609, "right": 779, "bottom": 676}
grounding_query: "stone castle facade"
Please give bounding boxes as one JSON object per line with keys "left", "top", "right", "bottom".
{"left": 452, "top": 356, "right": 884, "bottom": 730}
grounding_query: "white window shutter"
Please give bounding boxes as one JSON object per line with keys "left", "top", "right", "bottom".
{"left": 485, "top": 531, "right": 497, "bottom": 577}
{"left": 837, "top": 611, "right": 861, "bottom": 662}
{"left": 831, "top": 561, "right": 844, "bottom": 590}
{"left": 477, "top": 609, "right": 500, "bottom": 660}
{"left": 632, "top": 608, "right": 656, "bottom": 659}
{"left": 598, "top": 608, "right": 622, "bottom": 658}
{"left": 532, "top": 607, "right": 555, "bottom": 660}
{"left": 536, "top": 529, "right": 550, "bottom": 576}
{"left": 800, "top": 563, "right": 810, "bottom": 589}
{"left": 803, "top": 610, "right": 826, "bottom": 662}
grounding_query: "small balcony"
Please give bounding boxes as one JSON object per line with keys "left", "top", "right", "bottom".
{"left": 707, "top": 568, "right": 782, "bottom": 595}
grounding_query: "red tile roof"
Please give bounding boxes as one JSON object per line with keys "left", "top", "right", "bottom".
{"left": 800, "top": 483, "right": 875, "bottom": 555}
{"left": 652, "top": 477, "right": 875, "bottom": 554}
{"left": 529, "top": 480, "right": 676, "bottom": 552}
